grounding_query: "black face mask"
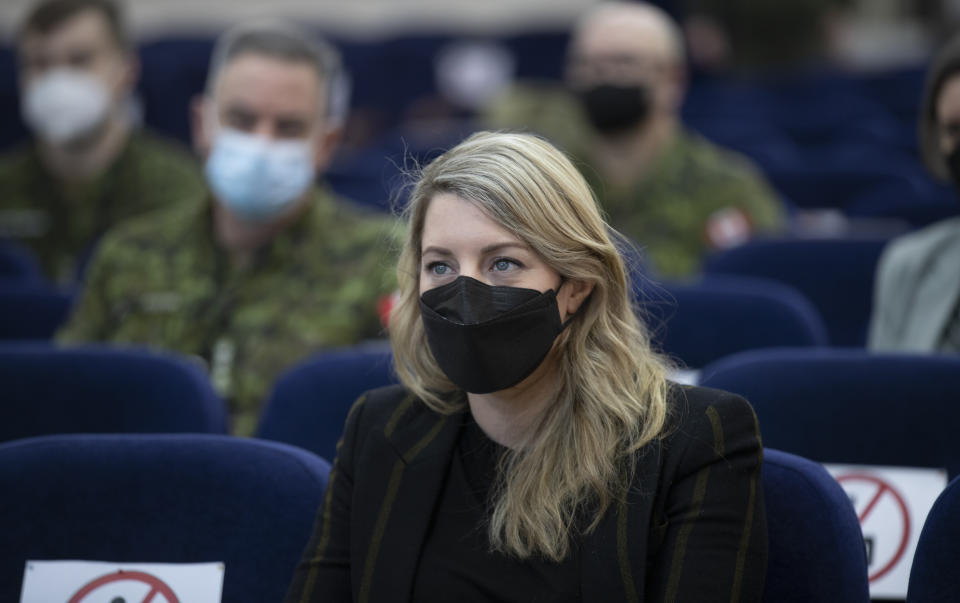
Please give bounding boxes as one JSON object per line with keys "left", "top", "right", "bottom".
{"left": 577, "top": 83, "right": 652, "bottom": 135}
{"left": 947, "top": 146, "right": 960, "bottom": 189}
{"left": 420, "top": 276, "right": 565, "bottom": 394}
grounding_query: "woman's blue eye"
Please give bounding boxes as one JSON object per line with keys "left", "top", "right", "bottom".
{"left": 493, "top": 259, "right": 517, "bottom": 272}
{"left": 429, "top": 263, "right": 450, "bottom": 275}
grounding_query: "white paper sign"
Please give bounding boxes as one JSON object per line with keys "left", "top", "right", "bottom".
{"left": 824, "top": 464, "right": 948, "bottom": 600}
{"left": 20, "top": 560, "right": 224, "bottom": 603}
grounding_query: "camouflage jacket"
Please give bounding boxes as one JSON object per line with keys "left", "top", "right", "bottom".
{"left": 58, "top": 188, "right": 401, "bottom": 436}
{"left": 0, "top": 129, "right": 204, "bottom": 285}
{"left": 485, "top": 84, "right": 784, "bottom": 277}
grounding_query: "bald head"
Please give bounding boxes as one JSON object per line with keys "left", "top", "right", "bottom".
{"left": 572, "top": 2, "right": 685, "bottom": 69}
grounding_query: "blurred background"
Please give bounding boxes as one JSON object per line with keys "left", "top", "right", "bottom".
{"left": 1, "top": 0, "right": 959, "bottom": 209}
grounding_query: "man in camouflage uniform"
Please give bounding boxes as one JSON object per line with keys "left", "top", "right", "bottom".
{"left": 485, "top": 1, "right": 783, "bottom": 278}
{"left": 0, "top": 0, "right": 203, "bottom": 285}
{"left": 59, "top": 23, "right": 399, "bottom": 436}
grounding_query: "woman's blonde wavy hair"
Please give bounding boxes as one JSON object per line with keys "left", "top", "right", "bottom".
{"left": 390, "top": 131, "right": 671, "bottom": 562}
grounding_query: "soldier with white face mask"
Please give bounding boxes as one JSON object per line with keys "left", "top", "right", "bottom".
{"left": 59, "top": 22, "right": 400, "bottom": 437}
{"left": 0, "top": 0, "right": 203, "bottom": 285}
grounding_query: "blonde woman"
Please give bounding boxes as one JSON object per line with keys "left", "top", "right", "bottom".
{"left": 287, "top": 131, "right": 766, "bottom": 603}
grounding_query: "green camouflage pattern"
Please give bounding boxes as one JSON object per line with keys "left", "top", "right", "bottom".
{"left": 485, "top": 84, "right": 784, "bottom": 277}
{"left": 0, "top": 129, "right": 204, "bottom": 285}
{"left": 58, "top": 188, "right": 401, "bottom": 436}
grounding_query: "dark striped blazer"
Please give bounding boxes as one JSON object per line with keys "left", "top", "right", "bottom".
{"left": 285, "top": 384, "right": 767, "bottom": 602}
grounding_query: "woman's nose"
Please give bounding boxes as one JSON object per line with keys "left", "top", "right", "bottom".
{"left": 457, "top": 267, "right": 490, "bottom": 285}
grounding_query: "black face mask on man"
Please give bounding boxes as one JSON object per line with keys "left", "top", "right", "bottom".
{"left": 577, "top": 83, "right": 652, "bottom": 136}
{"left": 419, "top": 275, "right": 567, "bottom": 394}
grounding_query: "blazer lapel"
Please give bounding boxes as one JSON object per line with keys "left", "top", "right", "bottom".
{"left": 905, "top": 253, "right": 960, "bottom": 350}
{"left": 580, "top": 444, "right": 660, "bottom": 603}
{"left": 358, "top": 397, "right": 464, "bottom": 603}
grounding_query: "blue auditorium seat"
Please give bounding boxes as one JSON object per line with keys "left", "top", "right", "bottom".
{"left": 762, "top": 74, "right": 899, "bottom": 149}
{"left": 0, "top": 434, "right": 330, "bottom": 602}
{"left": 326, "top": 123, "right": 472, "bottom": 211}
{"left": 860, "top": 65, "right": 926, "bottom": 130}
{"left": 639, "top": 276, "right": 827, "bottom": 368}
{"left": 704, "top": 237, "right": 890, "bottom": 346}
{"left": 762, "top": 449, "right": 870, "bottom": 603}
{"left": 0, "top": 241, "right": 43, "bottom": 283}
{"left": 907, "top": 474, "right": 960, "bottom": 602}
{"left": 0, "top": 282, "right": 73, "bottom": 339}
{"left": 761, "top": 144, "right": 928, "bottom": 213}
{"left": 845, "top": 177, "right": 960, "bottom": 228}
{"left": 0, "top": 46, "right": 27, "bottom": 152}
{"left": 502, "top": 30, "right": 569, "bottom": 81}
{"left": 0, "top": 343, "right": 227, "bottom": 442}
{"left": 136, "top": 37, "right": 215, "bottom": 146}
{"left": 701, "top": 349, "right": 960, "bottom": 477}
{"left": 257, "top": 344, "right": 397, "bottom": 461}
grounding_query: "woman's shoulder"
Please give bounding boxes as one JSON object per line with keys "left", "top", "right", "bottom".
{"left": 667, "top": 383, "right": 757, "bottom": 427}
{"left": 657, "top": 384, "right": 761, "bottom": 471}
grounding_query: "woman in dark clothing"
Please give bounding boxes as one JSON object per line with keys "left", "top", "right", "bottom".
{"left": 286, "top": 131, "right": 767, "bottom": 603}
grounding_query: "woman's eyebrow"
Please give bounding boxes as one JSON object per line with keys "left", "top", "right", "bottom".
{"left": 422, "top": 242, "right": 528, "bottom": 257}
{"left": 422, "top": 246, "right": 454, "bottom": 257}
{"left": 480, "top": 242, "right": 529, "bottom": 255}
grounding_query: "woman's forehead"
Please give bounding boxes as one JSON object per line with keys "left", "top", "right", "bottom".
{"left": 420, "top": 193, "right": 525, "bottom": 250}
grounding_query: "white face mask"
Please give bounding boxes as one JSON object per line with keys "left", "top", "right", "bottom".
{"left": 21, "top": 68, "right": 111, "bottom": 145}
{"left": 204, "top": 128, "right": 316, "bottom": 222}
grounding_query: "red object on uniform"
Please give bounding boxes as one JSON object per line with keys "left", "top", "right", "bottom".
{"left": 705, "top": 207, "right": 754, "bottom": 250}
{"left": 378, "top": 291, "right": 400, "bottom": 328}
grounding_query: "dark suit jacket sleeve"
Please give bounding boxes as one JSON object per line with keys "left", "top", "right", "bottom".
{"left": 645, "top": 389, "right": 767, "bottom": 603}
{"left": 285, "top": 394, "right": 367, "bottom": 603}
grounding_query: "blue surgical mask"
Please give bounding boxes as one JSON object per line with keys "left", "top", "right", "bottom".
{"left": 204, "top": 128, "right": 316, "bottom": 221}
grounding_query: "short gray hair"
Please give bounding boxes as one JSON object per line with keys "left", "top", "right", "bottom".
{"left": 205, "top": 21, "right": 348, "bottom": 126}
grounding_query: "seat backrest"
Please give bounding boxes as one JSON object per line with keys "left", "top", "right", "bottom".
{"left": 701, "top": 349, "right": 960, "bottom": 477}
{"left": 907, "top": 474, "right": 960, "bottom": 602}
{"left": 640, "top": 276, "right": 828, "bottom": 368}
{"left": 136, "top": 37, "right": 214, "bottom": 146}
{"left": 0, "top": 343, "right": 227, "bottom": 442}
{"left": 704, "top": 237, "right": 890, "bottom": 346}
{"left": 0, "top": 47, "right": 27, "bottom": 151}
{"left": 0, "top": 433, "right": 330, "bottom": 602}
{"left": 0, "top": 241, "right": 43, "bottom": 283}
{"left": 0, "top": 282, "right": 74, "bottom": 340}
{"left": 257, "top": 344, "right": 397, "bottom": 460}
{"left": 762, "top": 448, "right": 870, "bottom": 603}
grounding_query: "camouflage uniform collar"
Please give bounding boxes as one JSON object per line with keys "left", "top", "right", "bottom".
{"left": 27, "top": 128, "right": 148, "bottom": 187}
{"left": 636, "top": 127, "right": 694, "bottom": 190}
{"left": 205, "top": 185, "right": 339, "bottom": 273}
{"left": 575, "top": 127, "right": 693, "bottom": 213}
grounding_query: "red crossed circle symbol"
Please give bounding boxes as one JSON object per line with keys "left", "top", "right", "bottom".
{"left": 67, "top": 570, "right": 181, "bottom": 603}
{"left": 837, "top": 473, "right": 911, "bottom": 582}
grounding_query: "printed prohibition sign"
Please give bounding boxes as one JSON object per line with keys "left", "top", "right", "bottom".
{"left": 68, "top": 570, "right": 180, "bottom": 603}
{"left": 837, "top": 473, "right": 910, "bottom": 582}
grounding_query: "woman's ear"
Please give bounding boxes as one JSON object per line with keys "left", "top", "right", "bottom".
{"left": 559, "top": 278, "right": 594, "bottom": 321}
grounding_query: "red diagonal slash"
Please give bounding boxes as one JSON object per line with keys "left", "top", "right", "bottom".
{"left": 67, "top": 570, "right": 180, "bottom": 603}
